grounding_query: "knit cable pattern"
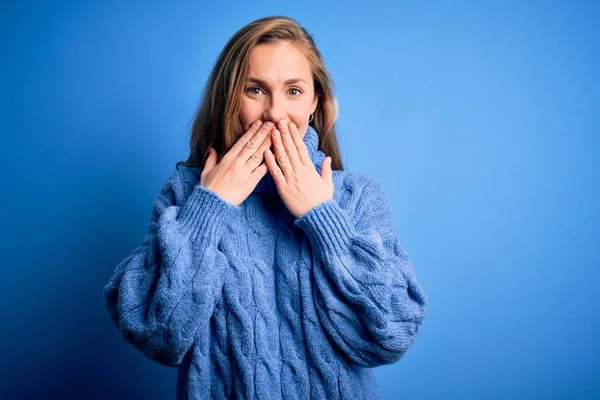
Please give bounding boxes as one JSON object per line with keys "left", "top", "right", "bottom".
{"left": 103, "top": 126, "right": 428, "bottom": 399}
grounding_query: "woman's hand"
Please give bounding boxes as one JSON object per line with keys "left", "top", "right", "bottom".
{"left": 264, "top": 118, "right": 334, "bottom": 218}
{"left": 201, "top": 120, "right": 274, "bottom": 206}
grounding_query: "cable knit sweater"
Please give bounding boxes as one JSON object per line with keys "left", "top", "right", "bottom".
{"left": 103, "top": 125, "right": 428, "bottom": 400}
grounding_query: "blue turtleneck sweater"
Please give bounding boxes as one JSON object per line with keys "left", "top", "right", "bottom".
{"left": 103, "top": 125, "right": 428, "bottom": 399}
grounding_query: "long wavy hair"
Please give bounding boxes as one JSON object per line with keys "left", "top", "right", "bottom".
{"left": 176, "top": 15, "right": 344, "bottom": 171}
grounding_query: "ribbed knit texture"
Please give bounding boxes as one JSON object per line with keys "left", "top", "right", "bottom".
{"left": 103, "top": 125, "right": 428, "bottom": 399}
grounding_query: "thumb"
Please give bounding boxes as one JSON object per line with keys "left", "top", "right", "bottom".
{"left": 201, "top": 148, "right": 219, "bottom": 186}
{"left": 321, "top": 156, "right": 332, "bottom": 182}
{"left": 203, "top": 148, "right": 217, "bottom": 175}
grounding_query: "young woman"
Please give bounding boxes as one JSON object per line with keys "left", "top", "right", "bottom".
{"left": 104, "top": 15, "right": 428, "bottom": 400}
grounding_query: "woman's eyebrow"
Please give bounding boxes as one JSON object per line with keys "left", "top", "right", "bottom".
{"left": 247, "top": 77, "right": 307, "bottom": 86}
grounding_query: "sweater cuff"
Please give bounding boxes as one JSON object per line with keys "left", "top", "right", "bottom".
{"left": 293, "top": 199, "right": 356, "bottom": 257}
{"left": 178, "top": 184, "right": 241, "bottom": 244}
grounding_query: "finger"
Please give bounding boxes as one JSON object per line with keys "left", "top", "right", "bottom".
{"left": 225, "top": 120, "right": 271, "bottom": 163}
{"left": 277, "top": 119, "right": 301, "bottom": 168}
{"left": 236, "top": 120, "right": 274, "bottom": 164}
{"left": 244, "top": 131, "right": 273, "bottom": 170}
{"left": 270, "top": 129, "right": 294, "bottom": 178}
{"left": 203, "top": 147, "right": 217, "bottom": 171}
{"left": 249, "top": 162, "right": 268, "bottom": 185}
{"left": 321, "top": 156, "right": 333, "bottom": 182}
{"left": 201, "top": 148, "right": 217, "bottom": 183}
{"left": 288, "top": 122, "right": 310, "bottom": 165}
{"left": 264, "top": 148, "right": 286, "bottom": 184}
{"left": 223, "top": 120, "right": 263, "bottom": 162}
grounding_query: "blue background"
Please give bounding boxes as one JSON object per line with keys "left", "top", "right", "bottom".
{"left": 1, "top": 1, "right": 598, "bottom": 399}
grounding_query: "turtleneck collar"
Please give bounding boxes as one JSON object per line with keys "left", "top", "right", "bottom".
{"left": 177, "top": 124, "right": 326, "bottom": 196}
{"left": 253, "top": 124, "right": 325, "bottom": 194}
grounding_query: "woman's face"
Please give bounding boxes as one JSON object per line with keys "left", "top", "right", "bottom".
{"left": 239, "top": 41, "right": 318, "bottom": 140}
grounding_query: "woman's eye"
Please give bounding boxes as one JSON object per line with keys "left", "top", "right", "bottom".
{"left": 289, "top": 88, "right": 302, "bottom": 96}
{"left": 247, "top": 87, "right": 263, "bottom": 95}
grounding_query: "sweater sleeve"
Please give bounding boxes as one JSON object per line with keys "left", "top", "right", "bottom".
{"left": 293, "top": 175, "right": 428, "bottom": 368}
{"left": 103, "top": 173, "right": 240, "bottom": 367}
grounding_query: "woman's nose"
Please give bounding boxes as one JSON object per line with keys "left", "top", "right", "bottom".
{"left": 262, "top": 95, "right": 286, "bottom": 125}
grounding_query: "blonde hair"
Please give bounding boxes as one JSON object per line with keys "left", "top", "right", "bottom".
{"left": 177, "top": 15, "right": 344, "bottom": 171}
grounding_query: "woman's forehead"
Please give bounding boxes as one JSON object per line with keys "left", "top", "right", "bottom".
{"left": 247, "top": 42, "right": 311, "bottom": 83}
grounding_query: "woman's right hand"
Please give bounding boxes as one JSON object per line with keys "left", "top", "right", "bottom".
{"left": 200, "top": 120, "right": 274, "bottom": 206}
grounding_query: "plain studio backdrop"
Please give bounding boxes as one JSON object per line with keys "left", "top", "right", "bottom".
{"left": 1, "top": 1, "right": 598, "bottom": 399}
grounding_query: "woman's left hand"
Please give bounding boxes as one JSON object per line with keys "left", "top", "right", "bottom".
{"left": 264, "top": 118, "right": 334, "bottom": 218}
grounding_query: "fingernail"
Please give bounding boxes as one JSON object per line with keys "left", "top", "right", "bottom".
{"left": 264, "top": 121, "right": 273, "bottom": 128}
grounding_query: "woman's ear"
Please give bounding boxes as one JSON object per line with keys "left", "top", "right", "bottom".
{"left": 311, "top": 94, "right": 318, "bottom": 114}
